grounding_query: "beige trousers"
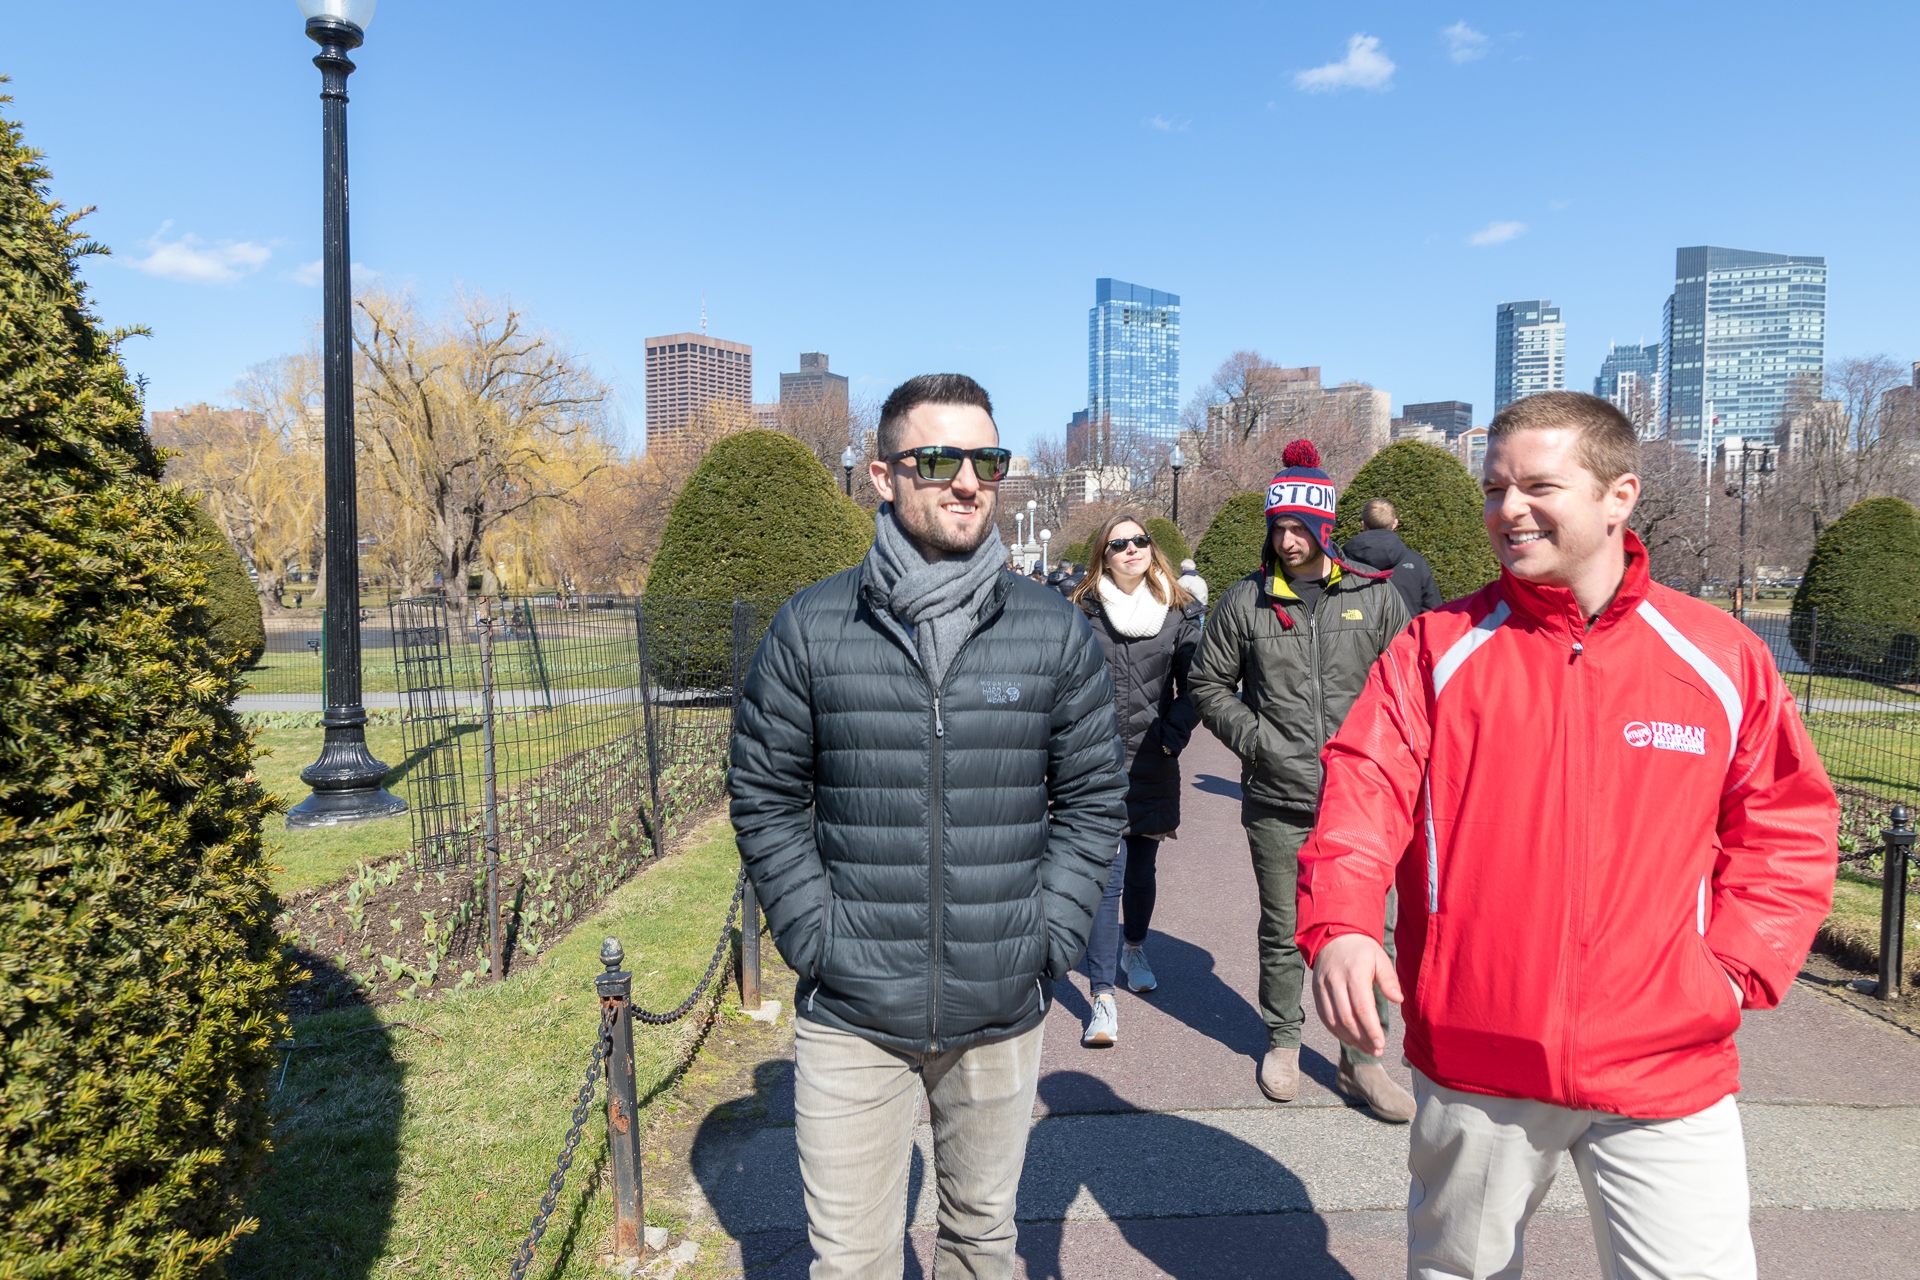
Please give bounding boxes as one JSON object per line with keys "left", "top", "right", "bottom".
{"left": 1407, "top": 1071, "right": 1756, "bottom": 1280}
{"left": 792, "top": 1016, "right": 1044, "bottom": 1280}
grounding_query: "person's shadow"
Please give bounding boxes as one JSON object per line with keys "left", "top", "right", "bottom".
{"left": 1017, "top": 1071, "right": 1357, "bottom": 1279}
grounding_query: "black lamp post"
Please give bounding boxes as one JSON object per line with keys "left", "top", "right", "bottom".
{"left": 1723, "top": 442, "right": 1775, "bottom": 619}
{"left": 841, "top": 444, "right": 856, "bottom": 497}
{"left": 1168, "top": 442, "right": 1185, "bottom": 526}
{"left": 287, "top": 0, "right": 405, "bottom": 828}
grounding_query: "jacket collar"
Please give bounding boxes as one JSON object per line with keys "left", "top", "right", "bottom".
{"left": 1265, "top": 560, "right": 1343, "bottom": 603}
{"left": 1497, "top": 527, "right": 1651, "bottom": 639}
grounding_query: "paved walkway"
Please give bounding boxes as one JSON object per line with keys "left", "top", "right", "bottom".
{"left": 694, "top": 729, "right": 1920, "bottom": 1277}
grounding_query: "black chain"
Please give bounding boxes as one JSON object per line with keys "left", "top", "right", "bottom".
{"left": 632, "top": 870, "right": 746, "bottom": 1025}
{"left": 506, "top": 1003, "right": 615, "bottom": 1280}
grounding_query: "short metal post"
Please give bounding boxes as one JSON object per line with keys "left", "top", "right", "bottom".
{"left": 1877, "top": 805, "right": 1914, "bottom": 1001}
{"left": 632, "top": 600, "right": 663, "bottom": 828}
{"left": 478, "top": 598, "right": 503, "bottom": 982}
{"left": 596, "top": 938, "right": 644, "bottom": 1257}
{"left": 740, "top": 873, "right": 761, "bottom": 1012}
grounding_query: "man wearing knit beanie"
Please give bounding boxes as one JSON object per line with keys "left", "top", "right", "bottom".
{"left": 1190, "top": 440, "right": 1415, "bottom": 1121}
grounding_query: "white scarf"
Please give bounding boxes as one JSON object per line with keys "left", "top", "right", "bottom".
{"left": 1098, "top": 575, "right": 1170, "bottom": 639}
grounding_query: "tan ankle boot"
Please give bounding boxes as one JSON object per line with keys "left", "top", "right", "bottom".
{"left": 1258, "top": 1046, "right": 1299, "bottom": 1102}
{"left": 1336, "top": 1060, "right": 1416, "bottom": 1123}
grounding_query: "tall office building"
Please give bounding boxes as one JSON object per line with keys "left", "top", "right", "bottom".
{"left": 1397, "top": 400, "right": 1474, "bottom": 438}
{"left": 779, "top": 352, "right": 850, "bottom": 415}
{"left": 1660, "top": 246, "right": 1826, "bottom": 449}
{"left": 645, "top": 332, "right": 753, "bottom": 446}
{"left": 1088, "top": 278, "right": 1181, "bottom": 442}
{"left": 1594, "top": 342, "right": 1663, "bottom": 439}
{"left": 1493, "top": 301, "right": 1566, "bottom": 413}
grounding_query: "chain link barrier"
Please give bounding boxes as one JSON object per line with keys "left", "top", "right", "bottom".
{"left": 505, "top": 868, "right": 749, "bottom": 1277}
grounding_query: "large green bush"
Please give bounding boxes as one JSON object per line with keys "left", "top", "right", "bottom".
{"left": 1192, "top": 492, "right": 1268, "bottom": 592}
{"left": 1145, "top": 516, "right": 1190, "bottom": 566}
{"left": 1790, "top": 496, "right": 1920, "bottom": 672}
{"left": 645, "top": 430, "right": 872, "bottom": 603}
{"left": 0, "top": 101, "right": 286, "bottom": 1277}
{"left": 184, "top": 505, "right": 266, "bottom": 667}
{"left": 1333, "top": 440, "right": 1498, "bottom": 600}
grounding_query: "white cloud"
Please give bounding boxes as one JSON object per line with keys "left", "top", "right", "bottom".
{"left": 127, "top": 223, "right": 271, "bottom": 284}
{"left": 1469, "top": 220, "right": 1528, "bottom": 246}
{"left": 292, "top": 259, "right": 322, "bottom": 286}
{"left": 1443, "top": 21, "right": 1489, "bottom": 63}
{"left": 1294, "top": 34, "right": 1395, "bottom": 93}
{"left": 1144, "top": 115, "right": 1190, "bottom": 133}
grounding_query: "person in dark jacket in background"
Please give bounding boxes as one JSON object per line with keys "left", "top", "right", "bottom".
{"left": 1341, "top": 497, "right": 1442, "bottom": 614}
{"left": 1069, "top": 511, "right": 1203, "bottom": 1048}
{"left": 730, "top": 374, "right": 1127, "bottom": 1280}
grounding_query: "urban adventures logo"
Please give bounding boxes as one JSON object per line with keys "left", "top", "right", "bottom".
{"left": 1622, "top": 720, "right": 1705, "bottom": 755}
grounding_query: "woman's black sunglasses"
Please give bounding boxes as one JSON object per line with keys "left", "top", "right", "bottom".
{"left": 884, "top": 445, "right": 1013, "bottom": 483}
{"left": 1105, "top": 534, "right": 1154, "bottom": 553}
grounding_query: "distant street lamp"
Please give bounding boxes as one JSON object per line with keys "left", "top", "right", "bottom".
{"left": 1725, "top": 443, "right": 1775, "bottom": 616}
{"left": 840, "top": 444, "right": 857, "bottom": 497}
{"left": 1168, "top": 443, "right": 1185, "bottom": 525}
{"left": 1039, "top": 529, "right": 1052, "bottom": 575}
{"left": 1014, "top": 511, "right": 1026, "bottom": 558}
{"left": 287, "top": 0, "right": 405, "bottom": 828}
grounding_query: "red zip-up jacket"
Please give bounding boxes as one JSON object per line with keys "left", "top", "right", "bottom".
{"left": 1297, "top": 532, "right": 1838, "bottom": 1118}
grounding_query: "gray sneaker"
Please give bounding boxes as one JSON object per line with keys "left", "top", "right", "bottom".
{"left": 1121, "top": 943, "right": 1158, "bottom": 992}
{"left": 1082, "top": 992, "right": 1118, "bottom": 1047}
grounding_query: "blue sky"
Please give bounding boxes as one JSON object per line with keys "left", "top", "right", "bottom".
{"left": 6, "top": 2, "right": 1916, "bottom": 456}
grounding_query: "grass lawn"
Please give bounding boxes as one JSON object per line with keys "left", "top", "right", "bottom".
{"left": 231, "top": 817, "right": 744, "bottom": 1280}
{"left": 252, "top": 726, "right": 416, "bottom": 894}
{"left": 1819, "top": 868, "right": 1919, "bottom": 985}
{"left": 1802, "top": 714, "right": 1920, "bottom": 812}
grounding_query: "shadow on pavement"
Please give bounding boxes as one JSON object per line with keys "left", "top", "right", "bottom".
{"left": 1017, "top": 1071, "right": 1355, "bottom": 1280}
{"left": 1191, "top": 772, "right": 1245, "bottom": 800}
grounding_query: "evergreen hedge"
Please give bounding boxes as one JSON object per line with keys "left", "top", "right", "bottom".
{"left": 1790, "top": 496, "right": 1920, "bottom": 673}
{"left": 1193, "top": 492, "right": 1269, "bottom": 592}
{"left": 184, "top": 505, "right": 265, "bottom": 667}
{"left": 645, "top": 430, "right": 872, "bottom": 603}
{"left": 0, "top": 101, "right": 286, "bottom": 1277}
{"left": 1332, "top": 440, "right": 1498, "bottom": 601}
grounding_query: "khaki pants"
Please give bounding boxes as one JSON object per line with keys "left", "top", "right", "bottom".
{"left": 792, "top": 1016, "right": 1044, "bottom": 1280}
{"left": 1408, "top": 1071, "right": 1756, "bottom": 1280}
{"left": 1244, "top": 801, "right": 1393, "bottom": 1064}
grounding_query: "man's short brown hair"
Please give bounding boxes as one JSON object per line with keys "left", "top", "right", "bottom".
{"left": 877, "top": 374, "right": 995, "bottom": 459}
{"left": 1361, "top": 498, "right": 1396, "bottom": 529}
{"left": 1487, "top": 391, "right": 1639, "bottom": 490}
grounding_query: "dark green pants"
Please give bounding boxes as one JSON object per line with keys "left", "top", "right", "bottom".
{"left": 1243, "top": 800, "right": 1395, "bottom": 1066}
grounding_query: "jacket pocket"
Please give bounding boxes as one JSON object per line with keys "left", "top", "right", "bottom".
{"left": 814, "top": 885, "right": 838, "bottom": 983}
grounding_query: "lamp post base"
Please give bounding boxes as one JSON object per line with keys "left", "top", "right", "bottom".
{"left": 286, "top": 784, "right": 407, "bottom": 828}
{"left": 286, "top": 728, "right": 407, "bottom": 828}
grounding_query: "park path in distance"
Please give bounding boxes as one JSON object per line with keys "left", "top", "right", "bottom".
{"left": 693, "top": 728, "right": 1920, "bottom": 1278}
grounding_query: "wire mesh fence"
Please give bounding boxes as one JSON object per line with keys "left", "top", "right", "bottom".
{"left": 1742, "top": 608, "right": 1920, "bottom": 848}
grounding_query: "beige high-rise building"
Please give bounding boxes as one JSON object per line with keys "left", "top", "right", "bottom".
{"left": 645, "top": 332, "right": 753, "bottom": 447}
{"left": 1205, "top": 366, "right": 1391, "bottom": 454}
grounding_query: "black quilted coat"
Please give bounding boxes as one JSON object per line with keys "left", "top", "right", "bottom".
{"left": 1079, "top": 593, "right": 1204, "bottom": 837}
{"left": 729, "top": 566, "right": 1127, "bottom": 1054}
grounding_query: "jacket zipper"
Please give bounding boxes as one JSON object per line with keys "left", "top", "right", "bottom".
{"left": 1308, "top": 594, "right": 1326, "bottom": 746}
{"left": 1562, "top": 606, "right": 1592, "bottom": 1105}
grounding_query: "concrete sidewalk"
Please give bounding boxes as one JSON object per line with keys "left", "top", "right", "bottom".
{"left": 695, "top": 728, "right": 1920, "bottom": 1278}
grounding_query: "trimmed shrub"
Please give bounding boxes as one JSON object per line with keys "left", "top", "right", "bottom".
{"left": 1193, "top": 492, "right": 1269, "bottom": 592}
{"left": 1333, "top": 440, "right": 1499, "bottom": 600}
{"left": 1790, "top": 496, "right": 1920, "bottom": 672}
{"left": 184, "top": 504, "right": 266, "bottom": 666}
{"left": 0, "top": 102, "right": 286, "bottom": 1277}
{"left": 1144, "top": 517, "right": 1190, "bottom": 566}
{"left": 645, "top": 430, "right": 872, "bottom": 603}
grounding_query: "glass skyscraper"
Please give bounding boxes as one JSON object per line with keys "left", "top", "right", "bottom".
{"left": 1088, "top": 278, "right": 1181, "bottom": 442}
{"left": 1661, "top": 246, "right": 1825, "bottom": 448}
{"left": 1594, "top": 342, "right": 1663, "bottom": 438}
{"left": 1493, "top": 300, "right": 1566, "bottom": 413}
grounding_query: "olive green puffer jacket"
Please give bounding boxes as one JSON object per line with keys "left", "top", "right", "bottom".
{"left": 1189, "top": 565, "right": 1411, "bottom": 812}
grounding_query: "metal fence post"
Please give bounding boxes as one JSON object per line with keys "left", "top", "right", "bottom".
{"left": 521, "top": 597, "right": 555, "bottom": 711}
{"left": 1877, "top": 805, "right": 1914, "bottom": 1000}
{"left": 740, "top": 876, "right": 761, "bottom": 1012}
{"left": 632, "top": 600, "right": 663, "bottom": 829}
{"left": 478, "top": 598, "right": 504, "bottom": 982}
{"left": 1804, "top": 609, "right": 1819, "bottom": 707}
{"left": 596, "top": 937, "right": 645, "bottom": 1257}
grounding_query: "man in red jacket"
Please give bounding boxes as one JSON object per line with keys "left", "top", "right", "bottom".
{"left": 1301, "top": 391, "right": 1837, "bottom": 1280}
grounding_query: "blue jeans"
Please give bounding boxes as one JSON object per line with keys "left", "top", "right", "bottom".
{"left": 1083, "top": 836, "right": 1160, "bottom": 993}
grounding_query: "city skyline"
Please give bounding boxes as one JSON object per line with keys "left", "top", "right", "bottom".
{"left": 7, "top": 3, "right": 1914, "bottom": 456}
{"left": 1661, "top": 245, "right": 1827, "bottom": 449}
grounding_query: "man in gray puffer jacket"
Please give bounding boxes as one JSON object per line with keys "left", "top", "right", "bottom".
{"left": 730, "top": 373, "right": 1126, "bottom": 1280}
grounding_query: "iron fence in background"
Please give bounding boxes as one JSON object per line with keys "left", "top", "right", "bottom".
{"left": 1741, "top": 608, "right": 1920, "bottom": 840}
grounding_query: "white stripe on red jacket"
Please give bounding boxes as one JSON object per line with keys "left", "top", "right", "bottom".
{"left": 1297, "top": 530, "right": 1839, "bottom": 1118}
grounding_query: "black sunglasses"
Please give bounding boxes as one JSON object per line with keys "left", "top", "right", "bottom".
{"left": 1105, "top": 534, "right": 1154, "bottom": 554}
{"left": 884, "top": 445, "right": 1012, "bottom": 483}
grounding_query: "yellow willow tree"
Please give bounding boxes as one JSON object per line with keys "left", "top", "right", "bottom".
{"left": 154, "top": 359, "right": 324, "bottom": 611}
{"left": 353, "top": 289, "right": 612, "bottom": 601}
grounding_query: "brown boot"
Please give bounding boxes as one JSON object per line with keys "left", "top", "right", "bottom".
{"left": 1257, "top": 1046, "right": 1299, "bottom": 1102}
{"left": 1336, "top": 1061, "right": 1417, "bottom": 1123}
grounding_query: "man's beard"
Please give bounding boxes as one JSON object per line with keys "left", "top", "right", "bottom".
{"left": 895, "top": 492, "right": 996, "bottom": 557}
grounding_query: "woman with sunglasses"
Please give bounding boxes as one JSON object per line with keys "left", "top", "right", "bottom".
{"left": 1068, "top": 512, "right": 1203, "bottom": 1047}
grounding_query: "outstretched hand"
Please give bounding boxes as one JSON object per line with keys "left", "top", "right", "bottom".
{"left": 1311, "top": 933, "right": 1403, "bottom": 1060}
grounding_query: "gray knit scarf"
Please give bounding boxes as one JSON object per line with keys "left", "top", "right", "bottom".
{"left": 863, "top": 503, "right": 1007, "bottom": 693}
